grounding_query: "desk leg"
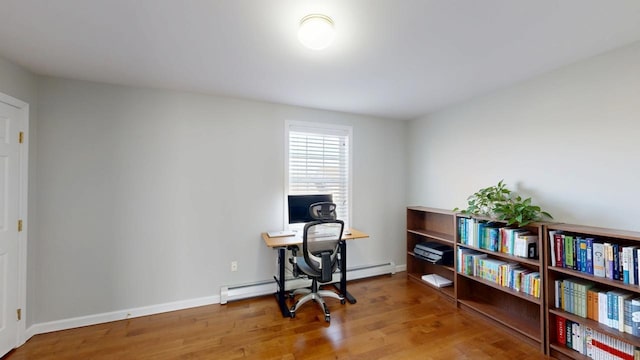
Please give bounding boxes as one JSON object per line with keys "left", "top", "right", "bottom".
{"left": 274, "top": 247, "right": 293, "bottom": 317}
{"left": 334, "top": 240, "right": 357, "bottom": 304}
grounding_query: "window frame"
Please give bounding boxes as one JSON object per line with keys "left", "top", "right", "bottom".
{"left": 284, "top": 120, "right": 353, "bottom": 230}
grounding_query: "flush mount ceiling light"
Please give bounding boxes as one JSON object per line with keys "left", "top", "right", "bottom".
{"left": 298, "top": 14, "right": 335, "bottom": 50}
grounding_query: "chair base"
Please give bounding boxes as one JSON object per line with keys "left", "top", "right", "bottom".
{"left": 290, "top": 283, "right": 344, "bottom": 322}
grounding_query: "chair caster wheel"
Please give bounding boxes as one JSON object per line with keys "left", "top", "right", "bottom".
{"left": 324, "top": 315, "right": 330, "bottom": 322}
{"left": 290, "top": 311, "right": 296, "bottom": 318}
{"left": 340, "top": 299, "right": 346, "bottom": 304}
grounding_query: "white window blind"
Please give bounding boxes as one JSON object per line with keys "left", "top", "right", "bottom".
{"left": 287, "top": 122, "right": 351, "bottom": 227}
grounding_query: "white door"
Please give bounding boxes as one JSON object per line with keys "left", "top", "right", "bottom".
{"left": 0, "top": 99, "right": 21, "bottom": 357}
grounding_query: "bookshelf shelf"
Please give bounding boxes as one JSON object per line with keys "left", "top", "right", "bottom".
{"left": 458, "top": 297, "right": 541, "bottom": 342}
{"left": 407, "top": 229, "right": 454, "bottom": 244}
{"left": 549, "top": 265, "right": 640, "bottom": 293}
{"left": 457, "top": 243, "right": 541, "bottom": 267}
{"left": 544, "top": 223, "right": 640, "bottom": 359}
{"left": 549, "top": 343, "right": 590, "bottom": 360}
{"left": 406, "top": 207, "right": 456, "bottom": 301}
{"left": 457, "top": 272, "right": 542, "bottom": 305}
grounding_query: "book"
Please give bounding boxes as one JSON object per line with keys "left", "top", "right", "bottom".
{"left": 633, "top": 248, "right": 640, "bottom": 285}
{"left": 555, "top": 279, "right": 562, "bottom": 309}
{"left": 607, "top": 290, "right": 633, "bottom": 331}
{"left": 476, "top": 221, "right": 486, "bottom": 249}
{"left": 585, "top": 326, "right": 594, "bottom": 358}
{"left": 457, "top": 217, "right": 466, "bottom": 243}
{"left": 623, "top": 246, "right": 631, "bottom": 284}
{"left": 604, "top": 243, "right": 614, "bottom": 279}
{"left": 514, "top": 233, "right": 538, "bottom": 258}
{"left": 631, "top": 298, "right": 640, "bottom": 336}
{"left": 486, "top": 225, "right": 501, "bottom": 252}
{"left": 501, "top": 228, "right": 527, "bottom": 255}
{"left": 624, "top": 298, "right": 633, "bottom": 334}
{"left": 593, "top": 242, "right": 605, "bottom": 277}
{"left": 554, "top": 233, "right": 564, "bottom": 267}
{"left": 587, "top": 287, "right": 595, "bottom": 320}
{"left": 624, "top": 246, "right": 638, "bottom": 284}
{"left": 598, "top": 291, "right": 608, "bottom": 326}
{"left": 421, "top": 274, "right": 452, "bottom": 288}
{"left": 572, "top": 321, "right": 581, "bottom": 353}
{"left": 557, "top": 315, "right": 566, "bottom": 345}
{"left": 592, "top": 288, "right": 599, "bottom": 322}
{"left": 565, "top": 319, "right": 573, "bottom": 350}
{"left": 575, "top": 279, "right": 594, "bottom": 318}
{"left": 548, "top": 230, "right": 557, "bottom": 269}
{"left": 577, "top": 237, "right": 587, "bottom": 272}
{"left": 613, "top": 243, "right": 620, "bottom": 280}
{"left": 564, "top": 235, "right": 574, "bottom": 269}
{"left": 586, "top": 237, "right": 594, "bottom": 274}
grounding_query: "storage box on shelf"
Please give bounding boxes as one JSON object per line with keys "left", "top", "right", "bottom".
{"left": 406, "top": 207, "right": 456, "bottom": 300}
{"left": 545, "top": 223, "right": 640, "bottom": 360}
{"left": 455, "top": 214, "right": 546, "bottom": 353}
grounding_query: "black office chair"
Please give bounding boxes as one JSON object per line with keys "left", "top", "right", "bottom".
{"left": 290, "top": 202, "right": 345, "bottom": 322}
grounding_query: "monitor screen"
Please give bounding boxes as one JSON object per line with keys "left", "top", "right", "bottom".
{"left": 288, "top": 194, "right": 333, "bottom": 224}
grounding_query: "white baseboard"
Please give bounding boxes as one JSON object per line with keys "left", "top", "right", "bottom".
{"left": 25, "top": 294, "right": 220, "bottom": 339}
{"left": 220, "top": 261, "right": 397, "bottom": 304}
{"left": 24, "top": 261, "right": 405, "bottom": 341}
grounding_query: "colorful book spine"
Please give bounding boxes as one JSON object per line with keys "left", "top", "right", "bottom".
{"left": 554, "top": 233, "right": 564, "bottom": 267}
{"left": 631, "top": 298, "right": 640, "bottom": 336}
{"left": 605, "top": 243, "right": 614, "bottom": 279}
{"left": 549, "top": 230, "right": 557, "bottom": 269}
{"left": 586, "top": 237, "right": 594, "bottom": 275}
{"left": 577, "top": 237, "right": 586, "bottom": 272}
{"left": 613, "top": 243, "right": 620, "bottom": 280}
{"left": 564, "top": 235, "right": 574, "bottom": 269}
{"left": 557, "top": 316, "right": 566, "bottom": 345}
{"left": 593, "top": 242, "right": 605, "bottom": 277}
{"left": 632, "top": 248, "right": 639, "bottom": 285}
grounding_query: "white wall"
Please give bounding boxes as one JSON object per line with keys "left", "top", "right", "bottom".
{"left": 0, "top": 56, "right": 37, "bottom": 105}
{"left": 408, "top": 41, "right": 640, "bottom": 232}
{"left": 33, "top": 77, "right": 407, "bottom": 324}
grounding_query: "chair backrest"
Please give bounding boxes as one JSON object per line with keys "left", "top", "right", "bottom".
{"left": 309, "top": 202, "right": 337, "bottom": 221}
{"left": 303, "top": 219, "right": 344, "bottom": 282}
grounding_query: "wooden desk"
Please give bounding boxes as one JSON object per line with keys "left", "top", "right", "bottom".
{"left": 262, "top": 228, "right": 369, "bottom": 318}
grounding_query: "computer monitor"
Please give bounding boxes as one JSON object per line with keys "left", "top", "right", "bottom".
{"left": 288, "top": 194, "right": 333, "bottom": 224}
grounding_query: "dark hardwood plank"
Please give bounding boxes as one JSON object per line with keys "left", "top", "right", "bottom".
{"left": 4, "top": 274, "right": 550, "bottom": 359}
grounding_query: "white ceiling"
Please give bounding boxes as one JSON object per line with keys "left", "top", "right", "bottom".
{"left": 2, "top": 1, "right": 640, "bottom": 120}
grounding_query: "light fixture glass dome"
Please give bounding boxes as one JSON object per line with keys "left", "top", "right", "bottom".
{"left": 298, "top": 14, "right": 335, "bottom": 50}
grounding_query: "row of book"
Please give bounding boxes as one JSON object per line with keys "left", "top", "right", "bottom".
{"left": 458, "top": 247, "right": 541, "bottom": 298}
{"left": 554, "top": 278, "right": 640, "bottom": 335}
{"left": 556, "top": 316, "right": 640, "bottom": 360}
{"left": 550, "top": 230, "right": 640, "bottom": 284}
{"left": 458, "top": 217, "right": 538, "bottom": 258}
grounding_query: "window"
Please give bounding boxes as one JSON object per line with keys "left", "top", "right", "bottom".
{"left": 286, "top": 121, "right": 352, "bottom": 228}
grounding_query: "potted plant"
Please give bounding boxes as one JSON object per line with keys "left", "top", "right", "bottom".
{"left": 454, "top": 180, "right": 552, "bottom": 226}
{"left": 454, "top": 180, "right": 511, "bottom": 218}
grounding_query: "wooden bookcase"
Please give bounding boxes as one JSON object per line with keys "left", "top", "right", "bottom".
{"left": 406, "top": 207, "right": 545, "bottom": 353}
{"left": 455, "top": 214, "right": 546, "bottom": 353}
{"left": 406, "top": 206, "right": 456, "bottom": 301}
{"left": 544, "top": 223, "right": 640, "bottom": 360}
{"left": 408, "top": 207, "right": 640, "bottom": 357}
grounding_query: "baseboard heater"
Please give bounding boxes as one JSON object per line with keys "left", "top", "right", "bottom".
{"left": 220, "top": 261, "right": 396, "bottom": 304}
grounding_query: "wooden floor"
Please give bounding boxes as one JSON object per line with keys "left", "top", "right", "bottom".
{"left": 4, "top": 274, "right": 551, "bottom": 359}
